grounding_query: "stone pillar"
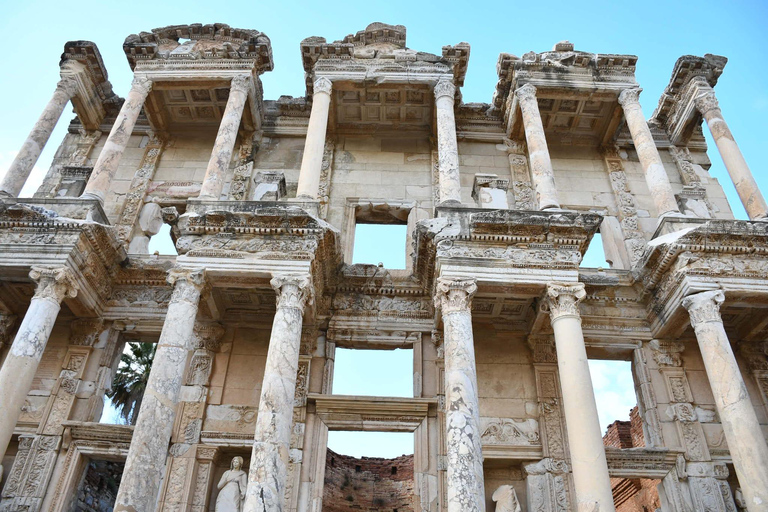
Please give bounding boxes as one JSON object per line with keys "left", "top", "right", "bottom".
{"left": 114, "top": 268, "right": 205, "bottom": 512}
{"left": 434, "top": 277, "right": 485, "bottom": 512}
{"left": 0, "top": 77, "right": 78, "bottom": 198}
{"left": 434, "top": 78, "right": 462, "bottom": 206}
{"left": 244, "top": 274, "right": 313, "bottom": 512}
{"left": 545, "top": 283, "right": 616, "bottom": 512}
{"left": 296, "top": 77, "right": 332, "bottom": 199}
{"left": 515, "top": 84, "right": 560, "bottom": 210}
{"left": 618, "top": 88, "right": 680, "bottom": 218}
{"left": 0, "top": 267, "right": 78, "bottom": 481}
{"left": 81, "top": 76, "right": 152, "bottom": 205}
{"left": 198, "top": 75, "right": 251, "bottom": 200}
{"left": 682, "top": 290, "right": 768, "bottom": 512}
{"left": 694, "top": 89, "right": 768, "bottom": 220}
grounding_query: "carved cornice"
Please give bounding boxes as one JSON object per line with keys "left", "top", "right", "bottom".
{"left": 30, "top": 266, "right": 79, "bottom": 303}
{"left": 546, "top": 282, "right": 586, "bottom": 321}
{"left": 271, "top": 274, "right": 313, "bottom": 311}
{"left": 434, "top": 277, "right": 477, "bottom": 315}
{"left": 682, "top": 290, "right": 724, "bottom": 328}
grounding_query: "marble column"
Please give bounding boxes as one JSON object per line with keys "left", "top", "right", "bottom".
{"left": 618, "top": 88, "right": 680, "bottom": 218}
{"left": 434, "top": 78, "right": 462, "bottom": 206}
{"left": 682, "top": 290, "right": 768, "bottom": 512}
{"left": 0, "top": 77, "right": 78, "bottom": 197}
{"left": 114, "top": 268, "right": 205, "bottom": 512}
{"left": 81, "top": 76, "right": 152, "bottom": 205}
{"left": 546, "top": 283, "right": 616, "bottom": 512}
{"left": 296, "top": 77, "right": 332, "bottom": 199}
{"left": 434, "top": 277, "right": 485, "bottom": 512}
{"left": 694, "top": 88, "right": 768, "bottom": 220}
{"left": 0, "top": 267, "right": 78, "bottom": 481}
{"left": 244, "top": 274, "right": 312, "bottom": 512}
{"left": 515, "top": 84, "right": 560, "bottom": 210}
{"left": 198, "top": 75, "right": 251, "bottom": 200}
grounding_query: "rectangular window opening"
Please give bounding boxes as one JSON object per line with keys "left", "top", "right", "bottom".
{"left": 324, "top": 431, "right": 414, "bottom": 511}
{"left": 352, "top": 223, "right": 408, "bottom": 269}
{"left": 333, "top": 348, "right": 413, "bottom": 398}
{"left": 100, "top": 341, "right": 156, "bottom": 425}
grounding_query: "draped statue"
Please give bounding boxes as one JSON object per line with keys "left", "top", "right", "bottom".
{"left": 492, "top": 484, "right": 522, "bottom": 512}
{"left": 215, "top": 456, "right": 247, "bottom": 512}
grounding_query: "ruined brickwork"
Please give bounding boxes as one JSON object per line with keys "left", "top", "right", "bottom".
{"left": 0, "top": 21, "right": 767, "bottom": 512}
{"left": 322, "top": 449, "right": 414, "bottom": 511}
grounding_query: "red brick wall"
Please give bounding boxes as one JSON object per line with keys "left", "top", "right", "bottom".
{"left": 603, "top": 406, "right": 662, "bottom": 512}
{"left": 322, "top": 449, "right": 414, "bottom": 511}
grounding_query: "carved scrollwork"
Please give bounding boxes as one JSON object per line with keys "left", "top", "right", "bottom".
{"left": 167, "top": 268, "right": 206, "bottom": 305}
{"left": 30, "top": 266, "right": 79, "bottom": 303}
{"left": 618, "top": 87, "right": 642, "bottom": 107}
{"left": 694, "top": 90, "right": 720, "bottom": 115}
{"left": 271, "top": 274, "right": 313, "bottom": 311}
{"left": 313, "top": 76, "right": 333, "bottom": 96}
{"left": 433, "top": 78, "right": 456, "bottom": 100}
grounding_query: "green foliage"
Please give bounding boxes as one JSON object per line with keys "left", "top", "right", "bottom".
{"left": 105, "top": 342, "right": 156, "bottom": 425}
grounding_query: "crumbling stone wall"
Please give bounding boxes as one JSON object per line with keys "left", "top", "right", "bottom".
{"left": 603, "top": 406, "right": 661, "bottom": 512}
{"left": 322, "top": 449, "right": 414, "bottom": 511}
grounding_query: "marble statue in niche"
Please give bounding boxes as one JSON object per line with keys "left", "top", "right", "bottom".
{"left": 492, "top": 484, "right": 522, "bottom": 512}
{"left": 216, "top": 456, "right": 247, "bottom": 512}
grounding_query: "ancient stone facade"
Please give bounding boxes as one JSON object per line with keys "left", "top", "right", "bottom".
{"left": 0, "top": 22, "right": 767, "bottom": 512}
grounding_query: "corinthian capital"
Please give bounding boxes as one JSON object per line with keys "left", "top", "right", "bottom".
{"left": 130, "top": 76, "right": 153, "bottom": 96}
{"left": 694, "top": 90, "right": 719, "bottom": 115}
{"left": 30, "top": 266, "right": 79, "bottom": 303}
{"left": 313, "top": 77, "right": 333, "bottom": 96}
{"left": 433, "top": 78, "right": 456, "bottom": 100}
{"left": 545, "top": 282, "right": 586, "bottom": 321}
{"left": 434, "top": 277, "right": 477, "bottom": 315}
{"left": 618, "top": 87, "right": 642, "bottom": 107}
{"left": 56, "top": 75, "right": 79, "bottom": 98}
{"left": 514, "top": 83, "right": 537, "bottom": 102}
{"left": 682, "top": 290, "right": 724, "bottom": 328}
{"left": 230, "top": 74, "right": 252, "bottom": 95}
{"left": 271, "top": 274, "right": 313, "bottom": 311}
{"left": 167, "top": 268, "right": 206, "bottom": 305}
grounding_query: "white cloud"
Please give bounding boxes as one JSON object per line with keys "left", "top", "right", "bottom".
{"left": 588, "top": 360, "right": 637, "bottom": 434}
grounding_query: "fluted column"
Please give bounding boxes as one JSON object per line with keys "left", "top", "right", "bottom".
{"left": 198, "top": 75, "right": 251, "bottom": 200}
{"left": 244, "top": 274, "right": 313, "bottom": 512}
{"left": 546, "top": 283, "right": 616, "bottom": 512}
{"left": 81, "top": 76, "right": 152, "bottom": 205}
{"left": 434, "top": 78, "right": 462, "bottom": 205}
{"left": 435, "top": 277, "right": 485, "bottom": 512}
{"left": 296, "top": 77, "right": 332, "bottom": 199}
{"left": 682, "top": 290, "right": 768, "bottom": 512}
{"left": 0, "top": 77, "right": 78, "bottom": 197}
{"left": 694, "top": 88, "right": 768, "bottom": 220}
{"left": 515, "top": 84, "right": 560, "bottom": 210}
{"left": 114, "top": 268, "right": 205, "bottom": 512}
{"left": 0, "top": 267, "right": 78, "bottom": 481}
{"left": 618, "top": 88, "right": 680, "bottom": 217}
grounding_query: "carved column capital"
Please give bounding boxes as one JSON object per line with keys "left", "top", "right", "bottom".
{"left": 694, "top": 89, "right": 719, "bottom": 115}
{"left": 502, "top": 137, "right": 526, "bottom": 155}
{"left": 271, "top": 274, "right": 313, "bottom": 311}
{"left": 70, "top": 318, "right": 104, "bottom": 346}
{"left": 515, "top": 83, "right": 537, "bottom": 102}
{"left": 56, "top": 75, "right": 79, "bottom": 98}
{"left": 545, "top": 282, "right": 586, "bottom": 321}
{"left": 30, "top": 266, "right": 79, "bottom": 303}
{"left": 193, "top": 321, "right": 226, "bottom": 351}
{"left": 682, "top": 290, "right": 724, "bottom": 328}
{"left": 313, "top": 76, "right": 333, "bottom": 96}
{"left": 167, "top": 268, "right": 206, "bottom": 305}
{"left": 433, "top": 78, "right": 456, "bottom": 100}
{"left": 130, "top": 76, "right": 153, "bottom": 96}
{"left": 434, "top": 277, "right": 477, "bottom": 314}
{"left": 230, "top": 74, "right": 252, "bottom": 95}
{"left": 618, "top": 87, "right": 643, "bottom": 107}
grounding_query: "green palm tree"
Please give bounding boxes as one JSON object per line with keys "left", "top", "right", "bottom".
{"left": 106, "top": 342, "right": 156, "bottom": 425}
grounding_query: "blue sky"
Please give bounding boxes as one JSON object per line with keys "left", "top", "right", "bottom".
{"left": 5, "top": 0, "right": 765, "bottom": 458}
